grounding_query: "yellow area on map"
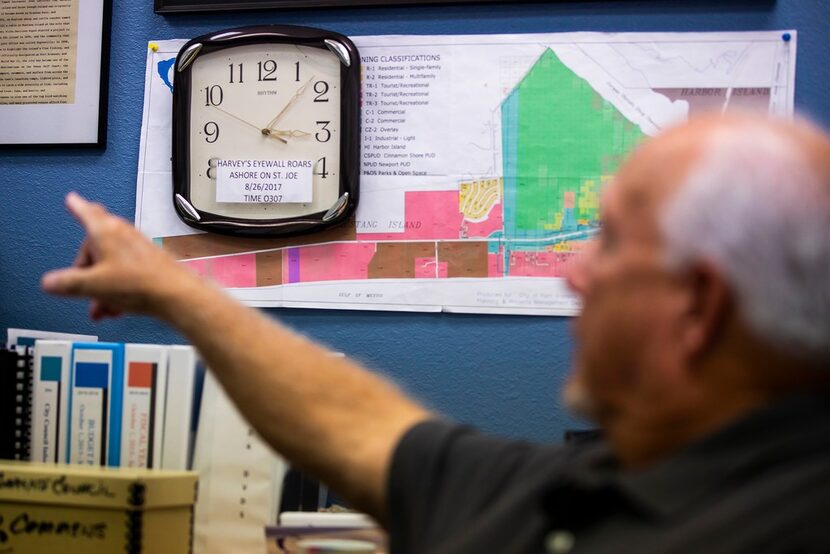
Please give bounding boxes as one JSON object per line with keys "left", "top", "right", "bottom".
{"left": 546, "top": 214, "right": 562, "bottom": 231}
{"left": 542, "top": 174, "right": 612, "bottom": 231}
{"left": 553, "top": 239, "right": 592, "bottom": 253}
{"left": 459, "top": 178, "right": 502, "bottom": 222}
{"left": 577, "top": 175, "right": 611, "bottom": 223}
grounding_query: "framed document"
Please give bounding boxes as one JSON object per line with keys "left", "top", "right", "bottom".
{"left": 155, "top": 0, "right": 534, "bottom": 13}
{"left": 0, "top": 0, "right": 112, "bottom": 148}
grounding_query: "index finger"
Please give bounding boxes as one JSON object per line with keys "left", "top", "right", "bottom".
{"left": 65, "top": 191, "right": 109, "bottom": 232}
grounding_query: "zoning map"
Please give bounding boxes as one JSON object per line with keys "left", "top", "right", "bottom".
{"left": 136, "top": 31, "right": 796, "bottom": 314}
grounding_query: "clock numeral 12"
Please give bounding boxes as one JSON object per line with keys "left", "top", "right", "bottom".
{"left": 258, "top": 60, "right": 277, "bottom": 81}
{"left": 314, "top": 157, "right": 329, "bottom": 179}
{"left": 228, "top": 63, "right": 243, "bottom": 84}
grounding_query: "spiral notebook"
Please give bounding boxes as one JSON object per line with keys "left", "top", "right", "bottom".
{"left": 0, "top": 346, "right": 34, "bottom": 461}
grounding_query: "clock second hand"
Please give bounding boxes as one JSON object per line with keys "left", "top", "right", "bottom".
{"left": 210, "top": 105, "right": 288, "bottom": 144}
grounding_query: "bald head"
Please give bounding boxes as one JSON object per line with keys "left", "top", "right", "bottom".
{"left": 651, "top": 113, "right": 830, "bottom": 363}
{"left": 661, "top": 113, "right": 830, "bottom": 186}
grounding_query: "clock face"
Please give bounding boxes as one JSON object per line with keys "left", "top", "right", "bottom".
{"left": 188, "top": 42, "right": 342, "bottom": 220}
{"left": 172, "top": 26, "right": 360, "bottom": 237}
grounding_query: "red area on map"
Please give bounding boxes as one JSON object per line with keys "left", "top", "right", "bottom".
{"left": 462, "top": 200, "right": 503, "bottom": 238}
{"left": 183, "top": 253, "right": 257, "bottom": 288}
{"left": 488, "top": 251, "right": 504, "bottom": 277}
{"left": 508, "top": 251, "right": 573, "bottom": 278}
{"left": 357, "top": 190, "right": 463, "bottom": 241}
{"left": 294, "top": 243, "right": 377, "bottom": 282}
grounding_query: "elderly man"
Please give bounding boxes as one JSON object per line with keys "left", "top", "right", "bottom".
{"left": 43, "top": 114, "right": 830, "bottom": 553}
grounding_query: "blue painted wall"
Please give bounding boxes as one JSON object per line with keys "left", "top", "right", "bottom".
{"left": 1, "top": 0, "right": 828, "bottom": 443}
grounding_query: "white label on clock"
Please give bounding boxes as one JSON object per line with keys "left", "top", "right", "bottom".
{"left": 215, "top": 159, "right": 313, "bottom": 204}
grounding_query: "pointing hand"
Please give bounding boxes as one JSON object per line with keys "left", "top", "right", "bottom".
{"left": 42, "top": 193, "right": 203, "bottom": 320}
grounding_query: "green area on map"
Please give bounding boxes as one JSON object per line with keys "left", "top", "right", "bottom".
{"left": 507, "top": 49, "right": 645, "bottom": 237}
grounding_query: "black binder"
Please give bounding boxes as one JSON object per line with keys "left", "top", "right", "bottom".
{"left": 0, "top": 347, "right": 33, "bottom": 461}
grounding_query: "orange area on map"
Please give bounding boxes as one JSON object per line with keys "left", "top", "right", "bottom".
{"left": 255, "top": 250, "right": 283, "bottom": 287}
{"left": 162, "top": 221, "right": 356, "bottom": 260}
{"left": 368, "top": 242, "right": 436, "bottom": 278}
{"left": 437, "top": 242, "right": 490, "bottom": 278}
{"left": 415, "top": 258, "right": 448, "bottom": 278}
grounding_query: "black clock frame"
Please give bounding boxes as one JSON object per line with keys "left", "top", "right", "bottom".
{"left": 172, "top": 25, "right": 360, "bottom": 237}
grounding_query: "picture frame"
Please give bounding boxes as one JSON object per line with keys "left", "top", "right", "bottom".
{"left": 0, "top": 0, "right": 112, "bottom": 148}
{"left": 155, "top": 0, "right": 530, "bottom": 13}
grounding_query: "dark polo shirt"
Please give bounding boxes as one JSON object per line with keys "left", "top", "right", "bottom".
{"left": 387, "top": 392, "right": 830, "bottom": 553}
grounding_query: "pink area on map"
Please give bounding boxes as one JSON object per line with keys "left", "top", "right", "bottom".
{"left": 488, "top": 251, "right": 504, "bottom": 277}
{"left": 564, "top": 191, "right": 576, "bottom": 209}
{"left": 182, "top": 254, "right": 257, "bottom": 288}
{"left": 357, "top": 190, "right": 463, "bottom": 241}
{"left": 463, "top": 200, "right": 503, "bottom": 238}
{"left": 415, "top": 257, "right": 448, "bottom": 279}
{"left": 508, "top": 251, "right": 573, "bottom": 278}
{"left": 295, "top": 243, "right": 377, "bottom": 282}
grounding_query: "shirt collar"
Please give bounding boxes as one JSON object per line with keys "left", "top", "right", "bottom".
{"left": 613, "top": 391, "right": 830, "bottom": 520}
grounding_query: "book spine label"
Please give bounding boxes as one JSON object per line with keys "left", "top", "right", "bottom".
{"left": 32, "top": 343, "right": 71, "bottom": 464}
{"left": 69, "top": 350, "right": 112, "bottom": 466}
{"left": 71, "top": 381, "right": 107, "bottom": 466}
{"left": 32, "top": 374, "right": 60, "bottom": 463}
{"left": 122, "top": 361, "right": 157, "bottom": 468}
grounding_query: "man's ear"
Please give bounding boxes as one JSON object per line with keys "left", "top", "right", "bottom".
{"left": 679, "top": 260, "right": 733, "bottom": 362}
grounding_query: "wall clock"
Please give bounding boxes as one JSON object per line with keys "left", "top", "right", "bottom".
{"left": 172, "top": 25, "right": 360, "bottom": 236}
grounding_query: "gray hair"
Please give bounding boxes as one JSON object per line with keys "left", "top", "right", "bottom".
{"left": 660, "top": 121, "right": 830, "bottom": 362}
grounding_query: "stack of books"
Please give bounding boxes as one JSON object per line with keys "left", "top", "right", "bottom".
{"left": 1, "top": 330, "right": 206, "bottom": 471}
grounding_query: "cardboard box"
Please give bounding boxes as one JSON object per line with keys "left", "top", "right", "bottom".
{"left": 0, "top": 461, "right": 197, "bottom": 553}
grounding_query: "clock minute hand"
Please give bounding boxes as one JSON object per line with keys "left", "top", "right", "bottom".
{"left": 263, "top": 76, "right": 315, "bottom": 133}
{"left": 211, "top": 105, "right": 287, "bottom": 143}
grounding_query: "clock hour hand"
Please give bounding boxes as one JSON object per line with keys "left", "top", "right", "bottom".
{"left": 263, "top": 76, "right": 315, "bottom": 133}
{"left": 269, "top": 129, "right": 311, "bottom": 138}
{"left": 211, "top": 105, "right": 287, "bottom": 143}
